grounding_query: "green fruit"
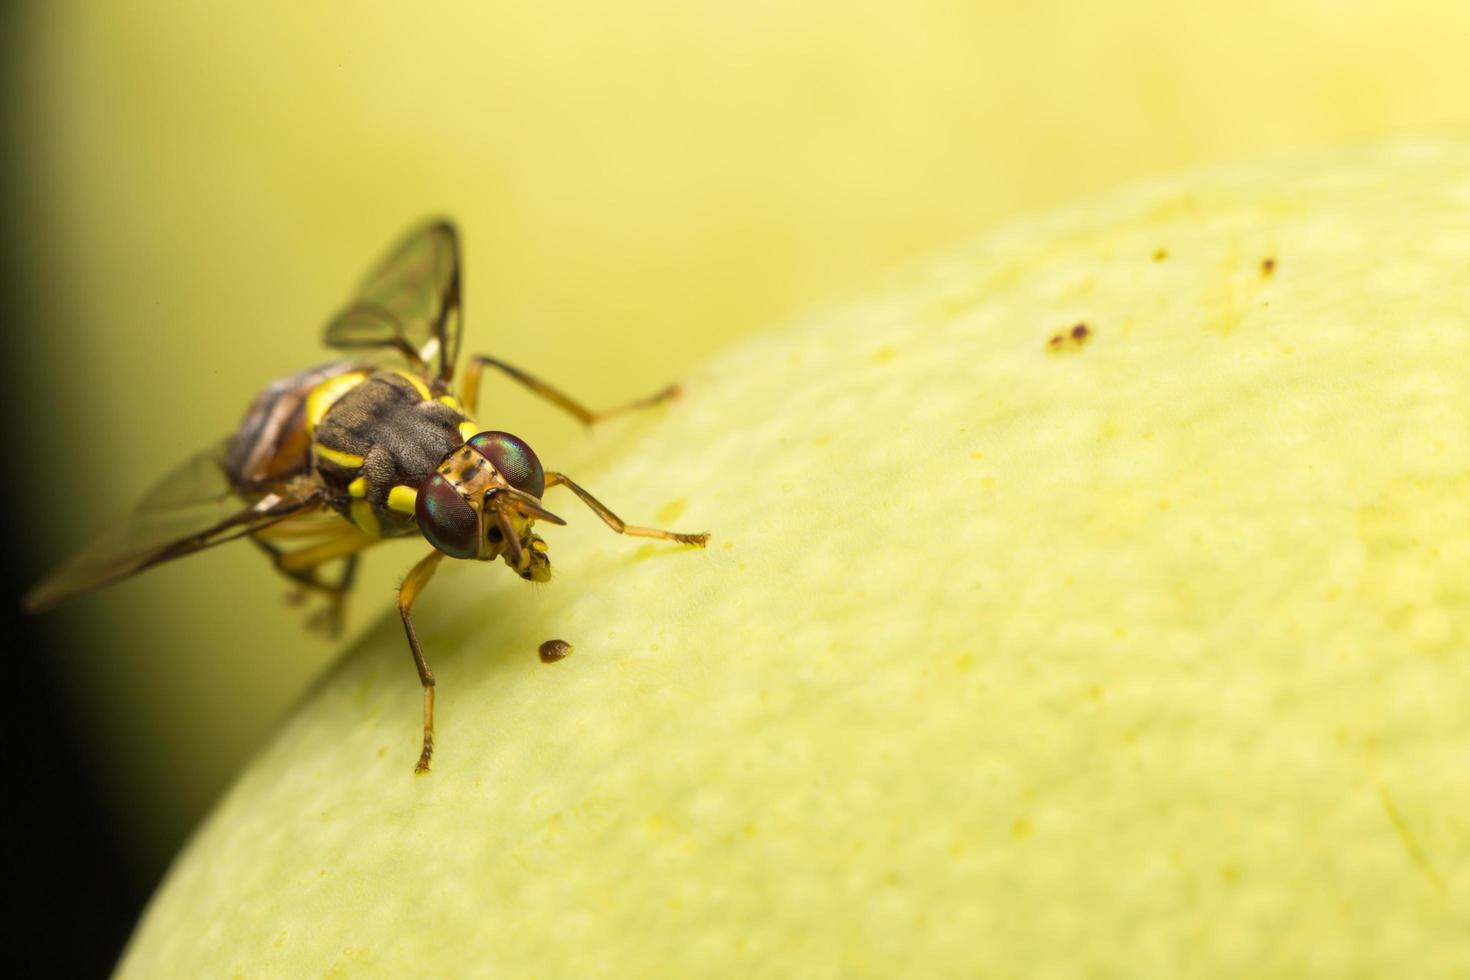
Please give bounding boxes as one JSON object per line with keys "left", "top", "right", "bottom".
{"left": 119, "top": 143, "right": 1469, "bottom": 977}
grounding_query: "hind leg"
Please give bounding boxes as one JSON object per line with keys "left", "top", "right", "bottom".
{"left": 461, "top": 353, "right": 679, "bottom": 423}
{"left": 253, "top": 529, "right": 373, "bottom": 637}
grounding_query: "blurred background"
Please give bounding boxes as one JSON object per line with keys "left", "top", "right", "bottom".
{"left": 3, "top": 1, "right": 1468, "bottom": 972}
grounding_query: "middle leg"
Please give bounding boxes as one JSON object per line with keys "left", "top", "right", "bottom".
{"left": 253, "top": 529, "right": 372, "bottom": 636}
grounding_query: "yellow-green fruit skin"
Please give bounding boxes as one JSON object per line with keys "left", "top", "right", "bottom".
{"left": 120, "top": 144, "right": 1469, "bottom": 978}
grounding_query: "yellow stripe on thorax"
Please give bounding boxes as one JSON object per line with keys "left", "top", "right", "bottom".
{"left": 315, "top": 443, "right": 365, "bottom": 468}
{"left": 394, "top": 370, "right": 433, "bottom": 401}
{"left": 305, "top": 370, "right": 371, "bottom": 434}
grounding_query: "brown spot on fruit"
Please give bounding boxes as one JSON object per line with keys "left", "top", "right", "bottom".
{"left": 539, "top": 639, "right": 574, "bottom": 663}
{"left": 1045, "top": 322, "right": 1094, "bottom": 356}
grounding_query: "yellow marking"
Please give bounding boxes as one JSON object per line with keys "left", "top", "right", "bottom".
{"left": 395, "top": 370, "right": 433, "bottom": 401}
{"left": 305, "top": 371, "right": 370, "bottom": 433}
{"left": 348, "top": 476, "right": 367, "bottom": 498}
{"left": 387, "top": 485, "right": 419, "bottom": 514}
{"left": 458, "top": 421, "right": 480, "bottom": 441}
{"left": 350, "top": 499, "right": 382, "bottom": 539}
{"left": 438, "top": 394, "right": 466, "bottom": 414}
{"left": 315, "top": 444, "right": 365, "bottom": 469}
{"left": 657, "top": 497, "right": 687, "bottom": 524}
{"left": 1379, "top": 784, "right": 1446, "bottom": 893}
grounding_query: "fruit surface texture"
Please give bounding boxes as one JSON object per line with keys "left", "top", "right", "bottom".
{"left": 120, "top": 143, "right": 1469, "bottom": 978}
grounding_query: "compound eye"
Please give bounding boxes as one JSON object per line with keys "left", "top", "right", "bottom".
{"left": 467, "top": 430, "right": 545, "bottom": 497}
{"left": 415, "top": 474, "right": 479, "bottom": 559}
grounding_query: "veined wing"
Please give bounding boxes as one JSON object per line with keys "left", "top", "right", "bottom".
{"left": 323, "top": 220, "right": 462, "bottom": 388}
{"left": 22, "top": 443, "right": 324, "bottom": 612}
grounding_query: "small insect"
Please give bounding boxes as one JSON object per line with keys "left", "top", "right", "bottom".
{"left": 24, "top": 220, "right": 708, "bottom": 772}
{"left": 538, "top": 639, "right": 574, "bottom": 663}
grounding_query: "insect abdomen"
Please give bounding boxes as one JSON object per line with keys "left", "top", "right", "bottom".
{"left": 227, "top": 361, "right": 368, "bottom": 486}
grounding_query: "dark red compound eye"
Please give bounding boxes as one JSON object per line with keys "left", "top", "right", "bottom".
{"left": 415, "top": 473, "right": 480, "bottom": 559}
{"left": 467, "top": 431, "right": 545, "bottom": 497}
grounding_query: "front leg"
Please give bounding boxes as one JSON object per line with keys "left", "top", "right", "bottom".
{"left": 545, "top": 471, "right": 709, "bottom": 546}
{"left": 398, "top": 550, "right": 445, "bottom": 773}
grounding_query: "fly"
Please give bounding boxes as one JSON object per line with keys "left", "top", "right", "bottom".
{"left": 24, "top": 220, "right": 708, "bottom": 772}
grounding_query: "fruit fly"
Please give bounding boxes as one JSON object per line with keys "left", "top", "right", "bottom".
{"left": 24, "top": 220, "right": 708, "bottom": 772}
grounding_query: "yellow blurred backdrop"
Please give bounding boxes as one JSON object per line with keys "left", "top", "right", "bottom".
{"left": 11, "top": 1, "right": 1469, "bottom": 877}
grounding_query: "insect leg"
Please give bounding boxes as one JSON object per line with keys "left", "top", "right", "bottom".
{"left": 399, "top": 550, "right": 446, "bottom": 773}
{"left": 461, "top": 354, "right": 679, "bottom": 424}
{"left": 273, "top": 526, "right": 376, "bottom": 572}
{"left": 252, "top": 527, "right": 375, "bottom": 636}
{"left": 302, "top": 556, "right": 358, "bottom": 635}
{"left": 543, "top": 471, "right": 709, "bottom": 546}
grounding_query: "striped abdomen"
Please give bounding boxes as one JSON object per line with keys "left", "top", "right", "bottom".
{"left": 227, "top": 360, "right": 367, "bottom": 486}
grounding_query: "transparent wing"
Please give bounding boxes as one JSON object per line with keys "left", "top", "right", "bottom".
{"left": 22, "top": 443, "right": 324, "bottom": 612}
{"left": 323, "top": 219, "right": 462, "bottom": 387}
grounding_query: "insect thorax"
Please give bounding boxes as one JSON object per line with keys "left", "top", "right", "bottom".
{"left": 309, "top": 370, "right": 471, "bottom": 538}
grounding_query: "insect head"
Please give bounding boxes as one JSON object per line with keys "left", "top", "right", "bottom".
{"left": 416, "top": 430, "right": 566, "bottom": 580}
